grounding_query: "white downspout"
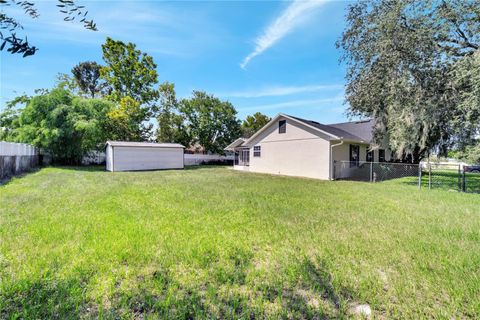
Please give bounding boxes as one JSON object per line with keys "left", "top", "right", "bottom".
{"left": 330, "top": 138, "right": 344, "bottom": 180}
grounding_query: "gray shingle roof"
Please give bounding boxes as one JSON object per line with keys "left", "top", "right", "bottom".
{"left": 289, "top": 115, "right": 373, "bottom": 143}
{"left": 328, "top": 119, "right": 374, "bottom": 142}
{"left": 224, "top": 138, "right": 247, "bottom": 151}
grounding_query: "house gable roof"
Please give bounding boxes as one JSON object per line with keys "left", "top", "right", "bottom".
{"left": 240, "top": 113, "right": 373, "bottom": 147}
{"left": 224, "top": 138, "right": 247, "bottom": 151}
{"left": 243, "top": 113, "right": 340, "bottom": 146}
{"left": 328, "top": 119, "right": 374, "bottom": 143}
{"left": 289, "top": 116, "right": 369, "bottom": 143}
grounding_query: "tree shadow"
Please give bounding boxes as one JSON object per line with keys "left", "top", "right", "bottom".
{"left": 45, "top": 165, "right": 106, "bottom": 172}
{"left": 1, "top": 255, "right": 354, "bottom": 319}
{"left": 0, "top": 277, "right": 89, "bottom": 319}
{"left": 0, "top": 167, "right": 40, "bottom": 187}
{"left": 0, "top": 166, "right": 110, "bottom": 187}
{"left": 184, "top": 164, "right": 231, "bottom": 171}
{"left": 259, "top": 256, "right": 352, "bottom": 318}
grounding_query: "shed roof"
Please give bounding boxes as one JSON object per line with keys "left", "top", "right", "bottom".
{"left": 106, "top": 141, "right": 184, "bottom": 148}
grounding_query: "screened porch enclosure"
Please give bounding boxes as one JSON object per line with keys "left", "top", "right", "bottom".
{"left": 234, "top": 148, "right": 250, "bottom": 166}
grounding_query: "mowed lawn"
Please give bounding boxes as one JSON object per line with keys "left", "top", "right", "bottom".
{"left": 1, "top": 167, "right": 480, "bottom": 319}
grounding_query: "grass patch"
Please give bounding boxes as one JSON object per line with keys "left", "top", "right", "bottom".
{"left": 1, "top": 166, "right": 480, "bottom": 318}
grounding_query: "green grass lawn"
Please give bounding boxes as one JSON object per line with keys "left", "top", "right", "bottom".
{"left": 1, "top": 166, "right": 480, "bottom": 319}
{"left": 389, "top": 169, "right": 480, "bottom": 193}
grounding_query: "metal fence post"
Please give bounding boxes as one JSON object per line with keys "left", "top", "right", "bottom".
{"left": 418, "top": 164, "right": 422, "bottom": 189}
{"left": 458, "top": 164, "right": 461, "bottom": 192}
{"left": 462, "top": 170, "right": 466, "bottom": 193}
{"left": 428, "top": 163, "right": 432, "bottom": 189}
{"left": 333, "top": 161, "right": 336, "bottom": 180}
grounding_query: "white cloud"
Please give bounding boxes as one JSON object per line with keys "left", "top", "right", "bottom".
{"left": 222, "top": 83, "right": 343, "bottom": 98}
{"left": 238, "top": 95, "right": 344, "bottom": 111}
{"left": 240, "top": 0, "right": 329, "bottom": 69}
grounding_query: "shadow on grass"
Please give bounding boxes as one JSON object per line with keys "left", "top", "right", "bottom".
{"left": 1, "top": 255, "right": 353, "bottom": 319}
{"left": 1, "top": 166, "right": 109, "bottom": 187}
{"left": 263, "top": 257, "right": 351, "bottom": 318}
{"left": 52, "top": 165, "right": 231, "bottom": 173}
{"left": 0, "top": 277, "right": 88, "bottom": 319}
{"left": 0, "top": 167, "right": 41, "bottom": 187}
{"left": 45, "top": 165, "right": 106, "bottom": 172}
{"left": 107, "top": 255, "right": 351, "bottom": 318}
{"left": 184, "top": 164, "right": 231, "bottom": 171}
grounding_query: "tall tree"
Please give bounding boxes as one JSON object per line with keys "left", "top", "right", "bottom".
{"left": 155, "top": 82, "right": 191, "bottom": 146}
{"left": 72, "top": 61, "right": 108, "bottom": 98}
{"left": 0, "top": 0, "right": 96, "bottom": 57}
{"left": 180, "top": 91, "right": 241, "bottom": 154}
{"left": 105, "top": 96, "right": 150, "bottom": 142}
{"left": 100, "top": 37, "right": 159, "bottom": 140}
{"left": 7, "top": 88, "right": 113, "bottom": 164}
{"left": 241, "top": 112, "right": 271, "bottom": 138}
{"left": 100, "top": 37, "right": 159, "bottom": 105}
{"left": 338, "top": 0, "right": 480, "bottom": 163}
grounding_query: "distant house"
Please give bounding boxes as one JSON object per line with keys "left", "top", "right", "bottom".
{"left": 225, "top": 113, "right": 391, "bottom": 180}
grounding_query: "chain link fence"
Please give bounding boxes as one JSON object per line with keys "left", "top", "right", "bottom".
{"left": 333, "top": 161, "right": 419, "bottom": 185}
{"left": 421, "top": 163, "right": 460, "bottom": 191}
{"left": 333, "top": 161, "right": 480, "bottom": 194}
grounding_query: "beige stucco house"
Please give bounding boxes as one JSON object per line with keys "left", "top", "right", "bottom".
{"left": 225, "top": 113, "right": 391, "bottom": 180}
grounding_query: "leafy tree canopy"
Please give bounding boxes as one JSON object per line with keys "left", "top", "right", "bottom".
{"left": 0, "top": 0, "right": 96, "bottom": 57}
{"left": 338, "top": 0, "right": 480, "bottom": 163}
{"left": 72, "top": 61, "right": 109, "bottom": 98}
{"left": 155, "top": 82, "right": 191, "bottom": 147}
{"left": 456, "top": 141, "right": 480, "bottom": 164}
{"left": 100, "top": 37, "right": 159, "bottom": 105}
{"left": 179, "top": 91, "right": 241, "bottom": 154}
{"left": 241, "top": 112, "right": 271, "bottom": 138}
{"left": 0, "top": 95, "right": 29, "bottom": 140}
{"left": 105, "top": 96, "right": 151, "bottom": 142}
{"left": 5, "top": 88, "right": 113, "bottom": 164}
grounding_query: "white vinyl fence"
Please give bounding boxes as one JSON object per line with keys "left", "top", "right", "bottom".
{"left": 184, "top": 153, "right": 234, "bottom": 166}
{"left": 81, "top": 151, "right": 233, "bottom": 166}
{"left": 82, "top": 151, "right": 107, "bottom": 165}
{"left": 0, "top": 141, "right": 39, "bottom": 180}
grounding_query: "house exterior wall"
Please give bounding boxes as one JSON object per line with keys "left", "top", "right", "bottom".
{"left": 231, "top": 115, "right": 394, "bottom": 180}
{"left": 245, "top": 117, "right": 332, "bottom": 180}
{"left": 330, "top": 142, "right": 394, "bottom": 180}
{"left": 108, "top": 146, "right": 184, "bottom": 172}
{"left": 331, "top": 141, "right": 392, "bottom": 164}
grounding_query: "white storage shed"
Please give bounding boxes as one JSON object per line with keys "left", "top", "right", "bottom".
{"left": 105, "top": 141, "right": 185, "bottom": 172}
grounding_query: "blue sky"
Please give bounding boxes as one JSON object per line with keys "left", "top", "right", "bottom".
{"left": 0, "top": 0, "right": 354, "bottom": 124}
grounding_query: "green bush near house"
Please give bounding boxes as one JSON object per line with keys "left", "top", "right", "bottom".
{"left": 1, "top": 166, "right": 479, "bottom": 318}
